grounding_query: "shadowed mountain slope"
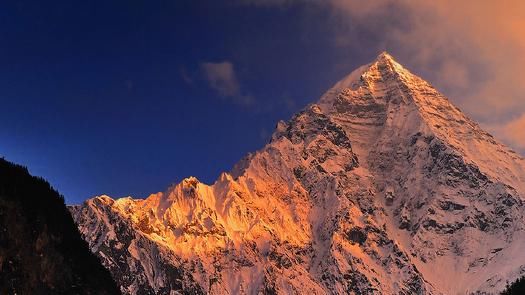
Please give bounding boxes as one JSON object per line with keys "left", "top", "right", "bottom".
{"left": 0, "top": 158, "right": 120, "bottom": 294}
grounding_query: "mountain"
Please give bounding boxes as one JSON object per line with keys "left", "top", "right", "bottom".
{"left": 0, "top": 158, "right": 120, "bottom": 294}
{"left": 70, "top": 52, "right": 525, "bottom": 294}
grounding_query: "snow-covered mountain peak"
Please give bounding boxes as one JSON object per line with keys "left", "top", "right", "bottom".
{"left": 71, "top": 53, "right": 525, "bottom": 295}
{"left": 317, "top": 53, "right": 525, "bottom": 193}
{"left": 319, "top": 51, "right": 409, "bottom": 101}
{"left": 376, "top": 50, "right": 394, "bottom": 61}
{"left": 373, "top": 51, "right": 404, "bottom": 73}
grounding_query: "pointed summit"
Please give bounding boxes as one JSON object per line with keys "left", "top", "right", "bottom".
{"left": 373, "top": 51, "right": 410, "bottom": 75}
{"left": 320, "top": 51, "right": 525, "bottom": 193}
{"left": 319, "top": 51, "right": 413, "bottom": 101}
{"left": 369, "top": 51, "right": 410, "bottom": 78}
{"left": 376, "top": 51, "right": 395, "bottom": 63}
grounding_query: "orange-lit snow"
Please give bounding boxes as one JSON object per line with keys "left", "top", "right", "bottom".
{"left": 71, "top": 52, "right": 525, "bottom": 294}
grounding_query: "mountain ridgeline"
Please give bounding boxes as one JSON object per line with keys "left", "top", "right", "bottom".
{"left": 70, "top": 53, "right": 525, "bottom": 294}
{"left": 0, "top": 158, "right": 120, "bottom": 294}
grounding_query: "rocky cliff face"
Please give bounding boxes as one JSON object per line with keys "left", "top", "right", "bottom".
{"left": 70, "top": 52, "right": 525, "bottom": 294}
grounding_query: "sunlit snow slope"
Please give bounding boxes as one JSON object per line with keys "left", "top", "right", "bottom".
{"left": 70, "top": 52, "right": 525, "bottom": 295}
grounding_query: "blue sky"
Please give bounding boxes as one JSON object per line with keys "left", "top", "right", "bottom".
{"left": 1, "top": 1, "right": 524, "bottom": 204}
{"left": 0, "top": 1, "right": 373, "bottom": 203}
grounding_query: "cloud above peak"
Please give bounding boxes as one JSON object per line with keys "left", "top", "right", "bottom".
{"left": 339, "top": 0, "right": 525, "bottom": 120}
{"left": 239, "top": 0, "right": 525, "bottom": 154}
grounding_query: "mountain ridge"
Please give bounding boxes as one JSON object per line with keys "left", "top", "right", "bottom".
{"left": 71, "top": 52, "right": 525, "bottom": 294}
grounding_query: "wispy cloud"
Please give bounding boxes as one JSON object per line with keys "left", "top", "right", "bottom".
{"left": 201, "top": 61, "right": 254, "bottom": 106}
{"left": 201, "top": 61, "right": 239, "bottom": 97}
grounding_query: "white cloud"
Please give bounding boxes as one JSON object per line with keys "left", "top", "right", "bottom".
{"left": 201, "top": 61, "right": 253, "bottom": 106}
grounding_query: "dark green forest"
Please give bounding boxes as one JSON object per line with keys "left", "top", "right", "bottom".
{"left": 0, "top": 158, "right": 119, "bottom": 294}
{"left": 502, "top": 276, "right": 525, "bottom": 295}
